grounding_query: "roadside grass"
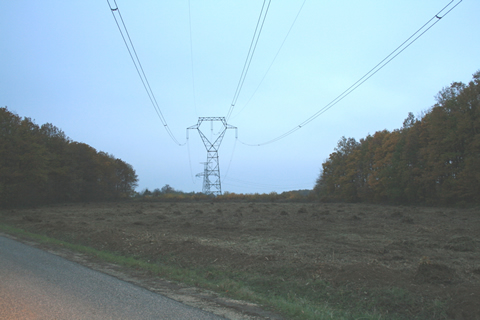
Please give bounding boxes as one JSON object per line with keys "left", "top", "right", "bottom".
{"left": 0, "top": 223, "right": 447, "bottom": 320}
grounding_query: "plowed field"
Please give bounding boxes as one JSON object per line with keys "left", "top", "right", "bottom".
{"left": 1, "top": 201, "right": 479, "bottom": 319}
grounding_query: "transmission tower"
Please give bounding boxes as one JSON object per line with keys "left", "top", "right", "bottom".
{"left": 188, "top": 117, "right": 236, "bottom": 196}
{"left": 195, "top": 162, "right": 209, "bottom": 195}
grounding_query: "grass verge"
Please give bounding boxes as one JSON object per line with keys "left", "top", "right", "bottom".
{"left": 0, "top": 223, "right": 447, "bottom": 319}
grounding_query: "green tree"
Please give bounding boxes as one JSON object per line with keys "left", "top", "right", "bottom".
{"left": 39, "top": 122, "right": 71, "bottom": 202}
{"left": 0, "top": 107, "right": 140, "bottom": 206}
{"left": 0, "top": 109, "right": 48, "bottom": 206}
{"left": 115, "top": 158, "right": 138, "bottom": 197}
{"left": 66, "top": 142, "right": 101, "bottom": 201}
{"left": 161, "top": 184, "right": 175, "bottom": 194}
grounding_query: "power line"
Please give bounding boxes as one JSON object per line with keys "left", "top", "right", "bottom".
{"left": 226, "top": 0, "right": 272, "bottom": 120}
{"left": 188, "top": 0, "right": 198, "bottom": 117}
{"left": 238, "top": 0, "right": 462, "bottom": 146}
{"left": 186, "top": 136, "right": 196, "bottom": 184}
{"left": 221, "top": 133, "right": 238, "bottom": 181}
{"left": 106, "top": 0, "right": 185, "bottom": 146}
{"left": 231, "top": 0, "right": 308, "bottom": 120}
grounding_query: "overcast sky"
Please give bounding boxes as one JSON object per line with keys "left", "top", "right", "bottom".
{"left": 1, "top": 1, "right": 479, "bottom": 194}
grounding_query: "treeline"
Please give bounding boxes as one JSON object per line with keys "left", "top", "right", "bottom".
{"left": 137, "top": 185, "right": 314, "bottom": 202}
{"left": 0, "top": 107, "right": 138, "bottom": 207}
{"left": 315, "top": 71, "right": 480, "bottom": 206}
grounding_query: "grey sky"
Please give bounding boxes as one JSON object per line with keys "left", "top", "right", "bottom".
{"left": 1, "top": 1, "right": 478, "bottom": 194}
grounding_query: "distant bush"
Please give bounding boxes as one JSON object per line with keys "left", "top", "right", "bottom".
{"left": 132, "top": 188, "right": 314, "bottom": 202}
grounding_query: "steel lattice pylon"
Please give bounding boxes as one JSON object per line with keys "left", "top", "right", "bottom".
{"left": 188, "top": 117, "right": 236, "bottom": 196}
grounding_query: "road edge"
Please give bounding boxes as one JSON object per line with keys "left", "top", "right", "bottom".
{"left": 0, "top": 231, "right": 283, "bottom": 320}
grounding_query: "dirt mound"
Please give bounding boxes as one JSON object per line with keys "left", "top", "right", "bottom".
{"left": 414, "top": 263, "right": 456, "bottom": 285}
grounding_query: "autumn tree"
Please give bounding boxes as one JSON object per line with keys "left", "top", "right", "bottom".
{"left": 0, "top": 107, "right": 139, "bottom": 207}
{"left": 315, "top": 136, "right": 360, "bottom": 202}
{"left": 315, "top": 70, "right": 480, "bottom": 205}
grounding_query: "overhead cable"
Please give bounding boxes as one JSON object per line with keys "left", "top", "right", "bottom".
{"left": 221, "top": 136, "right": 238, "bottom": 181}
{"left": 188, "top": 0, "right": 198, "bottom": 117}
{"left": 106, "top": 0, "right": 185, "bottom": 146}
{"left": 239, "top": 0, "right": 462, "bottom": 146}
{"left": 186, "top": 137, "right": 196, "bottom": 184}
{"left": 231, "top": 0, "right": 308, "bottom": 120}
{"left": 226, "top": 0, "right": 272, "bottom": 120}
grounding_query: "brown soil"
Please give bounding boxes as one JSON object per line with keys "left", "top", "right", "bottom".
{"left": 1, "top": 201, "right": 479, "bottom": 319}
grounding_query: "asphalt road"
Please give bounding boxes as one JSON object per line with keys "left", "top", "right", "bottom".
{"left": 0, "top": 236, "right": 226, "bottom": 320}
